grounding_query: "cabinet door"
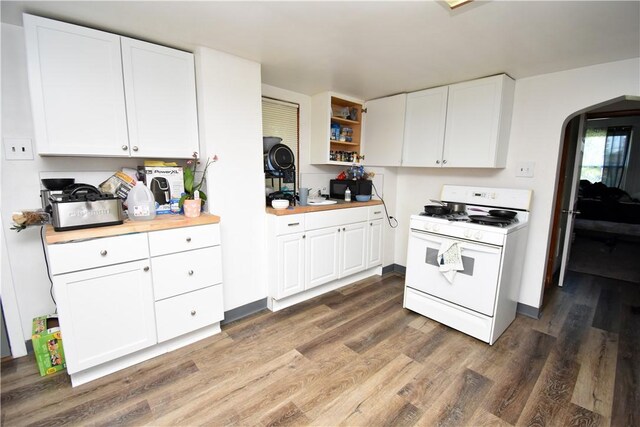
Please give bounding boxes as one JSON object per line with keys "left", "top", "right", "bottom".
{"left": 121, "top": 38, "right": 199, "bottom": 159}
{"left": 443, "top": 75, "right": 509, "bottom": 167}
{"left": 340, "top": 222, "right": 368, "bottom": 277}
{"left": 362, "top": 94, "right": 407, "bottom": 166}
{"left": 305, "top": 227, "right": 340, "bottom": 289}
{"left": 275, "top": 233, "right": 306, "bottom": 299}
{"left": 53, "top": 260, "right": 156, "bottom": 374}
{"left": 367, "top": 219, "right": 383, "bottom": 268}
{"left": 23, "top": 14, "right": 129, "bottom": 157}
{"left": 402, "top": 86, "right": 448, "bottom": 167}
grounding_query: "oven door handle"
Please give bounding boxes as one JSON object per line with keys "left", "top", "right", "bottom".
{"left": 410, "top": 231, "right": 501, "bottom": 255}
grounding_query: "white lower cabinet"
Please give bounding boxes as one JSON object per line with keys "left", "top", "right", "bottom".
{"left": 368, "top": 219, "right": 384, "bottom": 268}
{"left": 47, "top": 222, "right": 223, "bottom": 386}
{"left": 275, "top": 233, "right": 306, "bottom": 298}
{"left": 305, "top": 227, "right": 340, "bottom": 289}
{"left": 268, "top": 206, "right": 383, "bottom": 305}
{"left": 53, "top": 259, "right": 156, "bottom": 374}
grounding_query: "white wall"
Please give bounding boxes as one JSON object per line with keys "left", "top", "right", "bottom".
{"left": 195, "top": 47, "right": 267, "bottom": 311}
{"left": 394, "top": 58, "right": 640, "bottom": 310}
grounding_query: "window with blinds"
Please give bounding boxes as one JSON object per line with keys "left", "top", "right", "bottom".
{"left": 262, "top": 97, "right": 299, "bottom": 190}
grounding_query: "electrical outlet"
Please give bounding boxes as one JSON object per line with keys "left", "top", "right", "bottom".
{"left": 516, "top": 161, "right": 534, "bottom": 178}
{"left": 4, "top": 138, "right": 34, "bottom": 160}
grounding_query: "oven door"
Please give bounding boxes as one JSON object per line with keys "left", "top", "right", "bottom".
{"left": 405, "top": 229, "right": 503, "bottom": 316}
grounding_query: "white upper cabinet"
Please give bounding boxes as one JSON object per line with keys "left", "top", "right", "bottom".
{"left": 402, "top": 86, "right": 449, "bottom": 167}
{"left": 23, "top": 14, "right": 199, "bottom": 158}
{"left": 23, "top": 14, "right": 129, "bottom": 157}
{"left": 361, "top": 93, "right": 407, "bottom": 167}
{"left": 121, "top": 38, "right": 199, "bottom": 158}
{"left": 442, "top": 74, "right": 514, "bottom": 168}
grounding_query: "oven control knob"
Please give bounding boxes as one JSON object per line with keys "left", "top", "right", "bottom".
{"left": 474, "top": 231, "right": 483, "bottom": 240}
{"left": 464, "top": 230, "right": 472, "bottom": 238}
{"left": 423, "top": 224, "right": 431, "bottom": 231}
{"left": 433, "top": 224, "right": 440, "bottom": 232}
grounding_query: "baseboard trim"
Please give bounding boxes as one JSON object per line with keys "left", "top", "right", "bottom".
{"left": 382, "top": 264, "right": 406, "bottom": 275}
{"left": 222, "top": 298, "right": 268, "bottom": 325}
{"left": 517, "top": 303, "right": 541, "bottom": 319}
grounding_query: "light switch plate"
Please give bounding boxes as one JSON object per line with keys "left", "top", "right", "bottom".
{"left": 516, "top": 161, "right": 534, "bottom": 178}
{"left": 4, "top": 138, "right": 34, "bottom": 160}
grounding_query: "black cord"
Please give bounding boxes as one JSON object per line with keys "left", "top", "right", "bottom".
{"left": 372, "top": 182, "right": 398, "bottom": 229}
{"left": 40, "top": 226, "right": 57, "bottom": 310}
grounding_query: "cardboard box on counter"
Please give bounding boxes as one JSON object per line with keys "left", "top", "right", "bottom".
{"left": 31, "top": 314, "right": 66, "bottom": 376}
{"left": 138, "top": 166, "right": 184, "bottom": 214}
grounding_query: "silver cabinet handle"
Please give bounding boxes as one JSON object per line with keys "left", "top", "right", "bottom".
{"left": 190, "top": 310, "right": 196, "bottom": 316}
{"left": 132, "top": 146, "right": 139, "bottom": 152}
{"left": 562, "top": 209, "right": 582, "bottom": 215}
{"left": 302, "top": 235, "right": 306, "bottom": 239}
{"left": 443, "top": 160, "right": 448, "bottom": 164}
{"left": 342, "top": 227, "right": 346, "bottom": 231}
{"left": 121, "top": 145, "right": 128, "bottom": 151}
{"left": 288, "top": 222, "right": 300, "bottom": 227}
{"left": 370, "top": 222, "right": 373, "bottom": 226}
{"left": 143, "top": 266, "right": 149, "bottom": 272}
{"left": 186, "top": 237, "right": 192, "bottom": 242}
{"left": 374, "top": 211, "right": 381, "bottom": 215}
{"left": 100, "top": 250, "right": 107, "bottom": 256}
{"left": 436, "top": 160, "right": 440, "bottom": 164}
{"left": 188, "top": 270, "right": 194, "bottom": 276}
{"left": 338, "top": 228, "right": 341, "bottom": 232}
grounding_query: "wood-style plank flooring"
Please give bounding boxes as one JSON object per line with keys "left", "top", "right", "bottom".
{"left": 1, "top": 271, "right": 638, "bottom": 426}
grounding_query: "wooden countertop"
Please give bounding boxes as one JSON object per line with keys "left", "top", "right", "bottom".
{"left": 45, "top": 213, "right": 221, "bottom": 244}
{"left": 266, "top": 199, "right": 383, "bottom": 216}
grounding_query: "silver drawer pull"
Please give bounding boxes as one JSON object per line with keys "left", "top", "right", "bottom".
{"left": 288, "top": 222, "right": 300, "bottom": 227}
{"left": 132, "top": 146, "right": 139, "bottom": 152}
{"left": 186, "top": 237, "right": 192, "bottom": 242}
{"left": 144, "top": 266, "right": 149, "bottom": 272}
{"left": 188, "top": 270, "right": 194, "bottom": 276}
{"left": 121, "top": 145, "right": 128, "bottom": 151}
{"left": 190, "top": 310, "right": 196, "bottom": 316}
{"left": 100, "top": 250, "right": 108, "bottom": 256}
{"left": 374, "top": 211, "right": 381, "bottom": 214}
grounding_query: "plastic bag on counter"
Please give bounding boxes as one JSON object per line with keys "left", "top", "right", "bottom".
{"left": 99, "top": 170, "right": 136, "bottom": 200}
{"left": 11, "top": 210, "right": 49, "bottom": 232}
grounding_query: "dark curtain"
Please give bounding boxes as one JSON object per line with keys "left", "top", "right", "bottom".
{"left": 601, "top": 126, "right": 632, "bottom": 188}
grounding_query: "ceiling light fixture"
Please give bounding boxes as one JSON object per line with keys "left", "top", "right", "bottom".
{"left": 445, "top": 0, "right": 474, "bottom": 9}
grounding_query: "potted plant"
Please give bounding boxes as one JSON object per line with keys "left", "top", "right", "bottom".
{"left": 180, "top": 152, "right": 215, "bottom": 217}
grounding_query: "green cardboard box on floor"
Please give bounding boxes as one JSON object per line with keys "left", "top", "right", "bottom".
{"left": 31, "top": 314, "right": 66, "bottom": 376}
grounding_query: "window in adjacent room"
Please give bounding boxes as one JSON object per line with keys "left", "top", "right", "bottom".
{"left": 262, "top": 97, "right": 300, "bottom": 192}
{"left": 580, "top": 126, "right": 632, "bottom": 188}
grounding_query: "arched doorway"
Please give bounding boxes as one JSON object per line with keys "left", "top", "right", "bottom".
{"left": 543, "top": 95, "right": 640, "bottom": 305}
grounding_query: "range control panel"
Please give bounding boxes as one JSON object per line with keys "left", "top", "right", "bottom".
{"left": 440, "top": 185, "right": 532, "bottom": 211}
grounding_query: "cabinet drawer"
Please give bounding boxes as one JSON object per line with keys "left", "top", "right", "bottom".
{"left": 151, "top": 246, "right": 222, "bottom": 300}
{"left": 155, "top": 285, "right": 223, "bottom": 342}
{"left": 368, "top": 205, "right": 384, "bottom": 221}
{"left": 48, "top": 233, "right": 149, "bottom": 275}
{"left": 148, "top": 224, "right": 220, "bottom": 256}
{"left": 275, "top": 214, "right": 305, "bottom": 236}
{"left": 305, "top": 207, "right": 367, "bottom": 230}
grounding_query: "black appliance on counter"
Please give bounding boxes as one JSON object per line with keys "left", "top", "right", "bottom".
{"left": 150, "top": 177, "right": 171, "bottom": 205}
{"left": 329, "top": 179, "right": 372, "bottom": 200}
{"left": 46, "top": 183, "right": 124, "bottom": 231}
{"left": 264, "top": 137, "right": 296, "bottom": 206}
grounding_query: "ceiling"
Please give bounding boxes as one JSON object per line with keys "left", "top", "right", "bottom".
{"left": 2, "top": 1, "right": 639, "bottom": 100}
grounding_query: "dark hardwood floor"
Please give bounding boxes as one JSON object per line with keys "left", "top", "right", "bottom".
{"left": 1, "top": 271, "right": 638, "bottom": 426}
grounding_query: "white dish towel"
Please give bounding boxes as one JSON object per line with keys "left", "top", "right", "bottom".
{"left": 437, "top": 239, "right": 464, "bottom": 283}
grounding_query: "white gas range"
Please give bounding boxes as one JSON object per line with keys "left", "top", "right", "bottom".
{"left": 403, "top": 185, "right": 533, "bottom": 345}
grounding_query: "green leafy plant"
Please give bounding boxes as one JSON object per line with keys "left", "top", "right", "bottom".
{"left": 179, "top": 152, "right": 215, "bottom": 209}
